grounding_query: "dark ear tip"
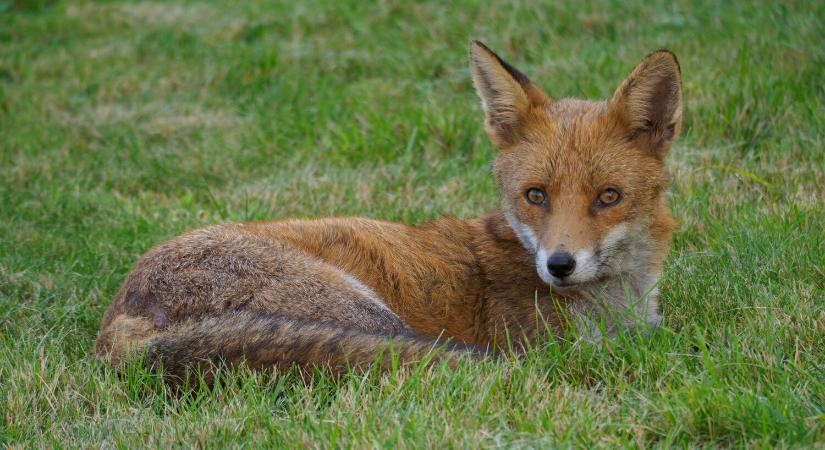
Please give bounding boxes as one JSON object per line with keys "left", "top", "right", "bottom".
{"left": 469, "top": 39, "right": 491, "bottom": 55}
{"left": 646, "top": 49, "right": 681, "bottom": 74}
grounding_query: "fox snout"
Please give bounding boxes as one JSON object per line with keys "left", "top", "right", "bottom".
{"left": 546, "top": 251, "right": 576, "bottom": 278}
{"left": 533, "top": 222, "right": 632, "bottom": 288}
{"left": 536, "top": 246, "right": 598, "bottom": 287}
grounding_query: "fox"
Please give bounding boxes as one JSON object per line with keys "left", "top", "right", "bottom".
{"left": 94, "top": 41, "right": 682, "bottom": 381}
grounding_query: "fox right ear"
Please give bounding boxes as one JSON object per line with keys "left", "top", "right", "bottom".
{"left": 610, "top": 50, "right": 683, "bottom": 158}
{"left": 469, "top": 40, "right": 549, "bottom": 148}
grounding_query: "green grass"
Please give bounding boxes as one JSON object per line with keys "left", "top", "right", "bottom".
{"left": 1, "top": 0, "right": 824, "bottom": 446}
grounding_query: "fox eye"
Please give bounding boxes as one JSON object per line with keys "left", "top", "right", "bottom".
{"left": 596, "top": 188, "right": 621, "bottom": 207}
{"left": 525, "top": 188, "right": 547, "bottom": 206}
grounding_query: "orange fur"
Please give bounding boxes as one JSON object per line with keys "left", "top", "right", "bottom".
{"left": 94, "top": 41, "right": 682, "bottom": 381}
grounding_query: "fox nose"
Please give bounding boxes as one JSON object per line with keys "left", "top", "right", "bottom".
{"left": 547, "top": 251, "right": 576, "bottom": 278}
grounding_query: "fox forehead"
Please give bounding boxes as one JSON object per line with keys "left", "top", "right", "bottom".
{"left": 495, "top": 99, "right": 667, "bottom": 195}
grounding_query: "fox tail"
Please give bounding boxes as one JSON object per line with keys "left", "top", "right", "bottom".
{"left": 96, "top": 310, "right": 480, "bottom": 383}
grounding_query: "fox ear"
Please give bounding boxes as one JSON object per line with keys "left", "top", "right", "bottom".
{"left": 610, "top": 50, "right": 682, "bottom": 158}
{"left": 469, "top": 40, "right": 549, "bottom": 148}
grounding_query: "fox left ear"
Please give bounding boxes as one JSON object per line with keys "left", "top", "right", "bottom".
{"left": 610, "top": 50, "right": 683, "bottom": 158}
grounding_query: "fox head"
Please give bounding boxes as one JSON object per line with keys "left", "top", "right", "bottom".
{"left": 469, "top": 41, "right": 680, "bottom": 294}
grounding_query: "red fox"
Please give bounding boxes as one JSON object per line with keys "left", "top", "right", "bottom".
{"left": 94, "top": 41, "right": 682, "bottom": 381}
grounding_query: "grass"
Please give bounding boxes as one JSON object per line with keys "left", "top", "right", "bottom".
{"left": 1, "top": 0, "right": 823, "bottom": 447}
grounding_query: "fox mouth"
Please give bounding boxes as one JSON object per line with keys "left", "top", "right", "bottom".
{"left": 550, "top": 273, "right": 611, "bottom": 291}
{"left": 549, "top": 279, "right": 586, "bottom": 294}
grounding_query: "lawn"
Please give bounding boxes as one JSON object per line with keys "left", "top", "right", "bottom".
{"left": 1, "top": 0, "right": 823, "bottom": 447}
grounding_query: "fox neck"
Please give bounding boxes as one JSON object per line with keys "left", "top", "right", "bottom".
{"left": 472, "top": 207, "right": 664, "bottom": 337}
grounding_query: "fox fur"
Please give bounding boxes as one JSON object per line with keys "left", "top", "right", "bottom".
{"left": 94, "top": 41, "right": 682, "bottom": 381}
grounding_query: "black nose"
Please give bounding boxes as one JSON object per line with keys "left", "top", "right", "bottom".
{"left": 547, "top": 251, "right": 576, "bottom": 278}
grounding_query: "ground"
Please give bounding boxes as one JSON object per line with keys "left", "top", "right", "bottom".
{"left": 1, "top": 0, "right": 823, "bottom": 447}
